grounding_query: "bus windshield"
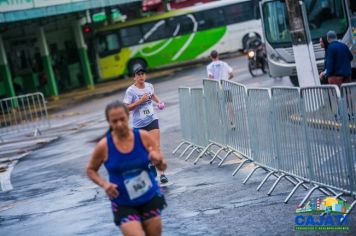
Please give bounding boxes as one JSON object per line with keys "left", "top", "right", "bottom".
{"left": 262, "top": 0, "right": 349, "bottom": 46}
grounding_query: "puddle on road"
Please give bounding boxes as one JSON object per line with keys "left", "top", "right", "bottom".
{"left": 176, "top": 210, "right": 200, "bottom": 218}
{"left": 202, "top": 209, "right": 221, "bottom": 215}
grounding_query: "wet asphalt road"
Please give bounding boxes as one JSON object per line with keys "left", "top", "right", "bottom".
{"left": 1, "top": 56, "right": 355, "bottom": 235}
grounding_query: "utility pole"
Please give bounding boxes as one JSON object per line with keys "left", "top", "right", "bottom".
{"left": 285, "top": 0, "right": 320, "bottom": 87}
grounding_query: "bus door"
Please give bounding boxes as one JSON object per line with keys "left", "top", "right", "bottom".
{"left": 96, "top": 32, "right": 123, "bottom": 79}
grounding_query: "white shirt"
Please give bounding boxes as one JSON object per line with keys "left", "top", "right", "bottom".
{"left": 207, "top": 60, "right": 233, "bottom": 82}
{"left": 123, "top": 82, "right": 158, "bottom": 128}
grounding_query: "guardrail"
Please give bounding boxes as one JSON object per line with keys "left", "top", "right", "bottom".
{"left": 0, "top": 92, "right": 50, "bottom": 141}
{"left": 174, "top": 80, "right": 356, "bottom": 221}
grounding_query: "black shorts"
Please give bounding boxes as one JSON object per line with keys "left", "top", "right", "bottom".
{"left": 111, "top": 194, "right": 167, "bottom": 226}
{"left": 224, "top": 90, "right": 232, "bottom": 102}
{"left": 140, "top": 119, "right": 159, "bottom": 131}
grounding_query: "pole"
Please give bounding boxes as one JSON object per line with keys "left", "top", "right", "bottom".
{"left": 285, "top": 0, "right": 320, "bottom": 87}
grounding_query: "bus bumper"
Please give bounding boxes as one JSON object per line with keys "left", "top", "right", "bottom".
{"left": 267, "top": 58, "right": 325, "bottom": 78}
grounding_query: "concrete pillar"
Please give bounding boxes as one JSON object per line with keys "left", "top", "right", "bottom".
{"left": 0, "top": 35, "right": 15, "bottom": 98}
{"left": 38, "top": 27, "right": 59, "bottom": 99}
{"left": 74, "top": 20, "right": 94, "bottom": 89}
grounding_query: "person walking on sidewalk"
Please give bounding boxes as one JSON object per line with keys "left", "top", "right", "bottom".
{"left": 325, "top": 30, "right": 353, "bottom": 87}
{"left": 123, "top": 66, "right": 169, "bottom": 184}
{"left": 87, "top": 101, "right": 167, "bottom": 235}
{"left": 207, "top": 50, "right": 235, "bottom": 129}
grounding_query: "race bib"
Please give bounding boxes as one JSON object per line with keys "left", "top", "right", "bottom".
{"left": 139, "top": 105, "right": 154, "bottom": 119}
{"left": 123, "top": 170, "right": 152, "bottom": 200}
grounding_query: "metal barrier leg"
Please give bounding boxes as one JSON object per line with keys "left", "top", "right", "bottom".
{"left": 299, "top": 185, "right": 320, "bottom": 207}
{"left": 285, "top": 176, "right": 309, "bottom": 190}
{"left": 179, "top": 144, "right": 194, "bottom": 159}
{"left": 243, "top": 166, "right": 263, "bottom": 184}
{"left": 284, "top": 180, "right": 306, "bottom": 204}
{"left": 267, "top": 173, "right": 286, "bottom": 196}
{"left": 185, "top": 147, "right": 198, "bottom": 161}
{"left": 33, "top": 128, "right": 41, "bottom": 137}
{"left": 173, "top": 141, "right": 189, "bottom": 154}
{"left": 193, "top": 143, "right": 216, "bottom": 165}
{"left": 218, "top": 150, "right": 235, "bottom": 167}
{"left": 341, "top": 200, "right": 356, "bottom": 224}
{"left": 256, "top": 171, "right": 276, "bottom": 191}
{"left": 209, "top": 147, "right": 225, "bottom": 164}
{"left": 232, "top": 159, "right": 251, "bottom": 176}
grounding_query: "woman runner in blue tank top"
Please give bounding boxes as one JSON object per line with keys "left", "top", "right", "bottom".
{"left": 87, "top": 101, "right": 167, "bottom": 236}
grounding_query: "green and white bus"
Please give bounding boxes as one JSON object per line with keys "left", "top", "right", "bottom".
{"left": 260, "top": 0, "right": 356, "bottom": 86}
{"left": 93, "top": 0, "right": 262, "bottom": 80}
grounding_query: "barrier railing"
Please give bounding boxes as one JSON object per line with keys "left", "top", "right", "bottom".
{"left": 174, "top": 80, "right": 356, "bottom": 221}
{"left": 0, "top": 93, "right": 50, "bottom": 141}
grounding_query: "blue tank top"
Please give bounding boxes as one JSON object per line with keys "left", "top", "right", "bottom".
{"left": 104, "top": 129, "right": 160, "bottom": 206}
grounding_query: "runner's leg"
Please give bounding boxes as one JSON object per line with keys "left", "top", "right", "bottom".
{"left": 149, "top": 129, "right": 168, "bottom": 183}
{"left": 142, "top": 216, "right": 162, "bottom": 236}
{"left": 120, "top": 221, "right": 145, "bottom": 236}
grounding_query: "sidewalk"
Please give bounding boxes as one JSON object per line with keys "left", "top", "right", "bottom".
{"left": 46, "top": 70, "right": 175, "bottom": 114}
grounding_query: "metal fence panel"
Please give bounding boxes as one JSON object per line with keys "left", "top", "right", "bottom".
{"left": 271, "top": 87, "right": 311, "bottom": 179}
{"left": 0, "top": 93, "right": 50, "bottom": 137}
{"left": 221, "top": 80, "right": 251, "bottom": 157}
{"left": 178, "top": 88, "right": 192, "bottom": 142}
{"left": 190, "top": 88, "right": 208, "bottom": 147}
{"left": 341, "top": 83, "right": 356, "bottom": 194}
{"left": 301, "top": 86, "right": 351, "bottom": 192}
{"left": 247, "top": 88, "right": 278, "bottom": 167}
{"left": 202, "top": 79, "right": 227, "bottom": 145}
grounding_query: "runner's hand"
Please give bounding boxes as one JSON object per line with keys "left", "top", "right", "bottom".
{"left": 149, "top": 149, "right": 167, "bottom": 171}
{"left": 103, "top": 182, "right": 119, "bottom": 199}
{"left": 140, "top": 94, "right": 149, "bottom": 104}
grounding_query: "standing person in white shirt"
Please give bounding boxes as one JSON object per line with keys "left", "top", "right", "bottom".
{"left": 207, "top": 50, "right": 233, "bottom": 81}
{"left": 207, "top": 50, "right": 236, "bottom": 129}
{"left": 123, "top": 66, "right": 168, "bottom": 184}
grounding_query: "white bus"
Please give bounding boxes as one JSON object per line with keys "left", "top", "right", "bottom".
{"left": 92, "top": 0, "right": 263, "bottom": 79}
{"left": 260, "top": 0, "right": 356, "bottom": 86}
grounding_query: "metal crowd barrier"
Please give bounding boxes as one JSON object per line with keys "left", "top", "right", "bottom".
{"left": 174, "top": 80, "right": 356, "bottom": 221}
{"left": 0, "top": 93, "right": 50, "bottom": 141}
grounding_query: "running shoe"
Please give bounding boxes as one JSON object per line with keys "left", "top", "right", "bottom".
{"left": 160, "top": 174, "right": 168, "bottom": 184}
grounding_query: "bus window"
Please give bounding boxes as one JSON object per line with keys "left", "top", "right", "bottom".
{"left": 175, "top": 15, "right": 195, "bottom": 36}
{"left": 224, "top": 2, "right": 254, "bottom": 24}
{"left": 141, "top": 20, "right": 168, "bottom": 42}
{"left": 194, "top": 8, "right": 226, "bottom": 31}
{"left": 120, "top": 26, "right": 142, "bottom": 47}
{"left": 97, "top": 33, "right": 121, "bottom": 56}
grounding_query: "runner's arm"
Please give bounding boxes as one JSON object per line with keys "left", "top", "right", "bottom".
{"left": 152, "top": 94, "right": 161, "bottom": 103}
{"left": 140, "top": 130, "right": 167, "bottom": 171}
{"left": 86, "top": 139, "right": 119, "bottom": 198}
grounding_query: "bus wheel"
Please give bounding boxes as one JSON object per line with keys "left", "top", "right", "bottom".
{"left": 128, "top": 59, "right": 147, "bottom": 76}
{"left": 289, "top": 75, "right": 299, "bottom": 87}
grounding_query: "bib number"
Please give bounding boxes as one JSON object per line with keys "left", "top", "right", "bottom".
{"left": 139, "top": 105, "right": 153, "bottom": 119}
{"left": 124, "top": 170, "right": 152, "bottom": 200}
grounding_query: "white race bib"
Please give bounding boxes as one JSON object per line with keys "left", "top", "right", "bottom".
{"left": 124, "top": 170, "right": 152, "bottom": 200}
{"left": 139, "top": 105, "right": 154, "bottom": 119}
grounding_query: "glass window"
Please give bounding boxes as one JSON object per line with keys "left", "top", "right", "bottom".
{"left": 225, "top": 2, "right": 255, "bottom": 24}
{"left": 120, "top": 26, "right": 142, "bottom": 47}
{"left": 262, "top": 0, "right": 349, "bottom": 45}
{"left": 194, "top": 8, "right": 226, "bottom": 31}
{"left": 175, "top": 15, "right": 195, "bottom": 35}
{"left": 141, "top": 20, "right": 168, "bottom": 42}
{"left": 97, "top": 33, "right": 121, "bottom": 56}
